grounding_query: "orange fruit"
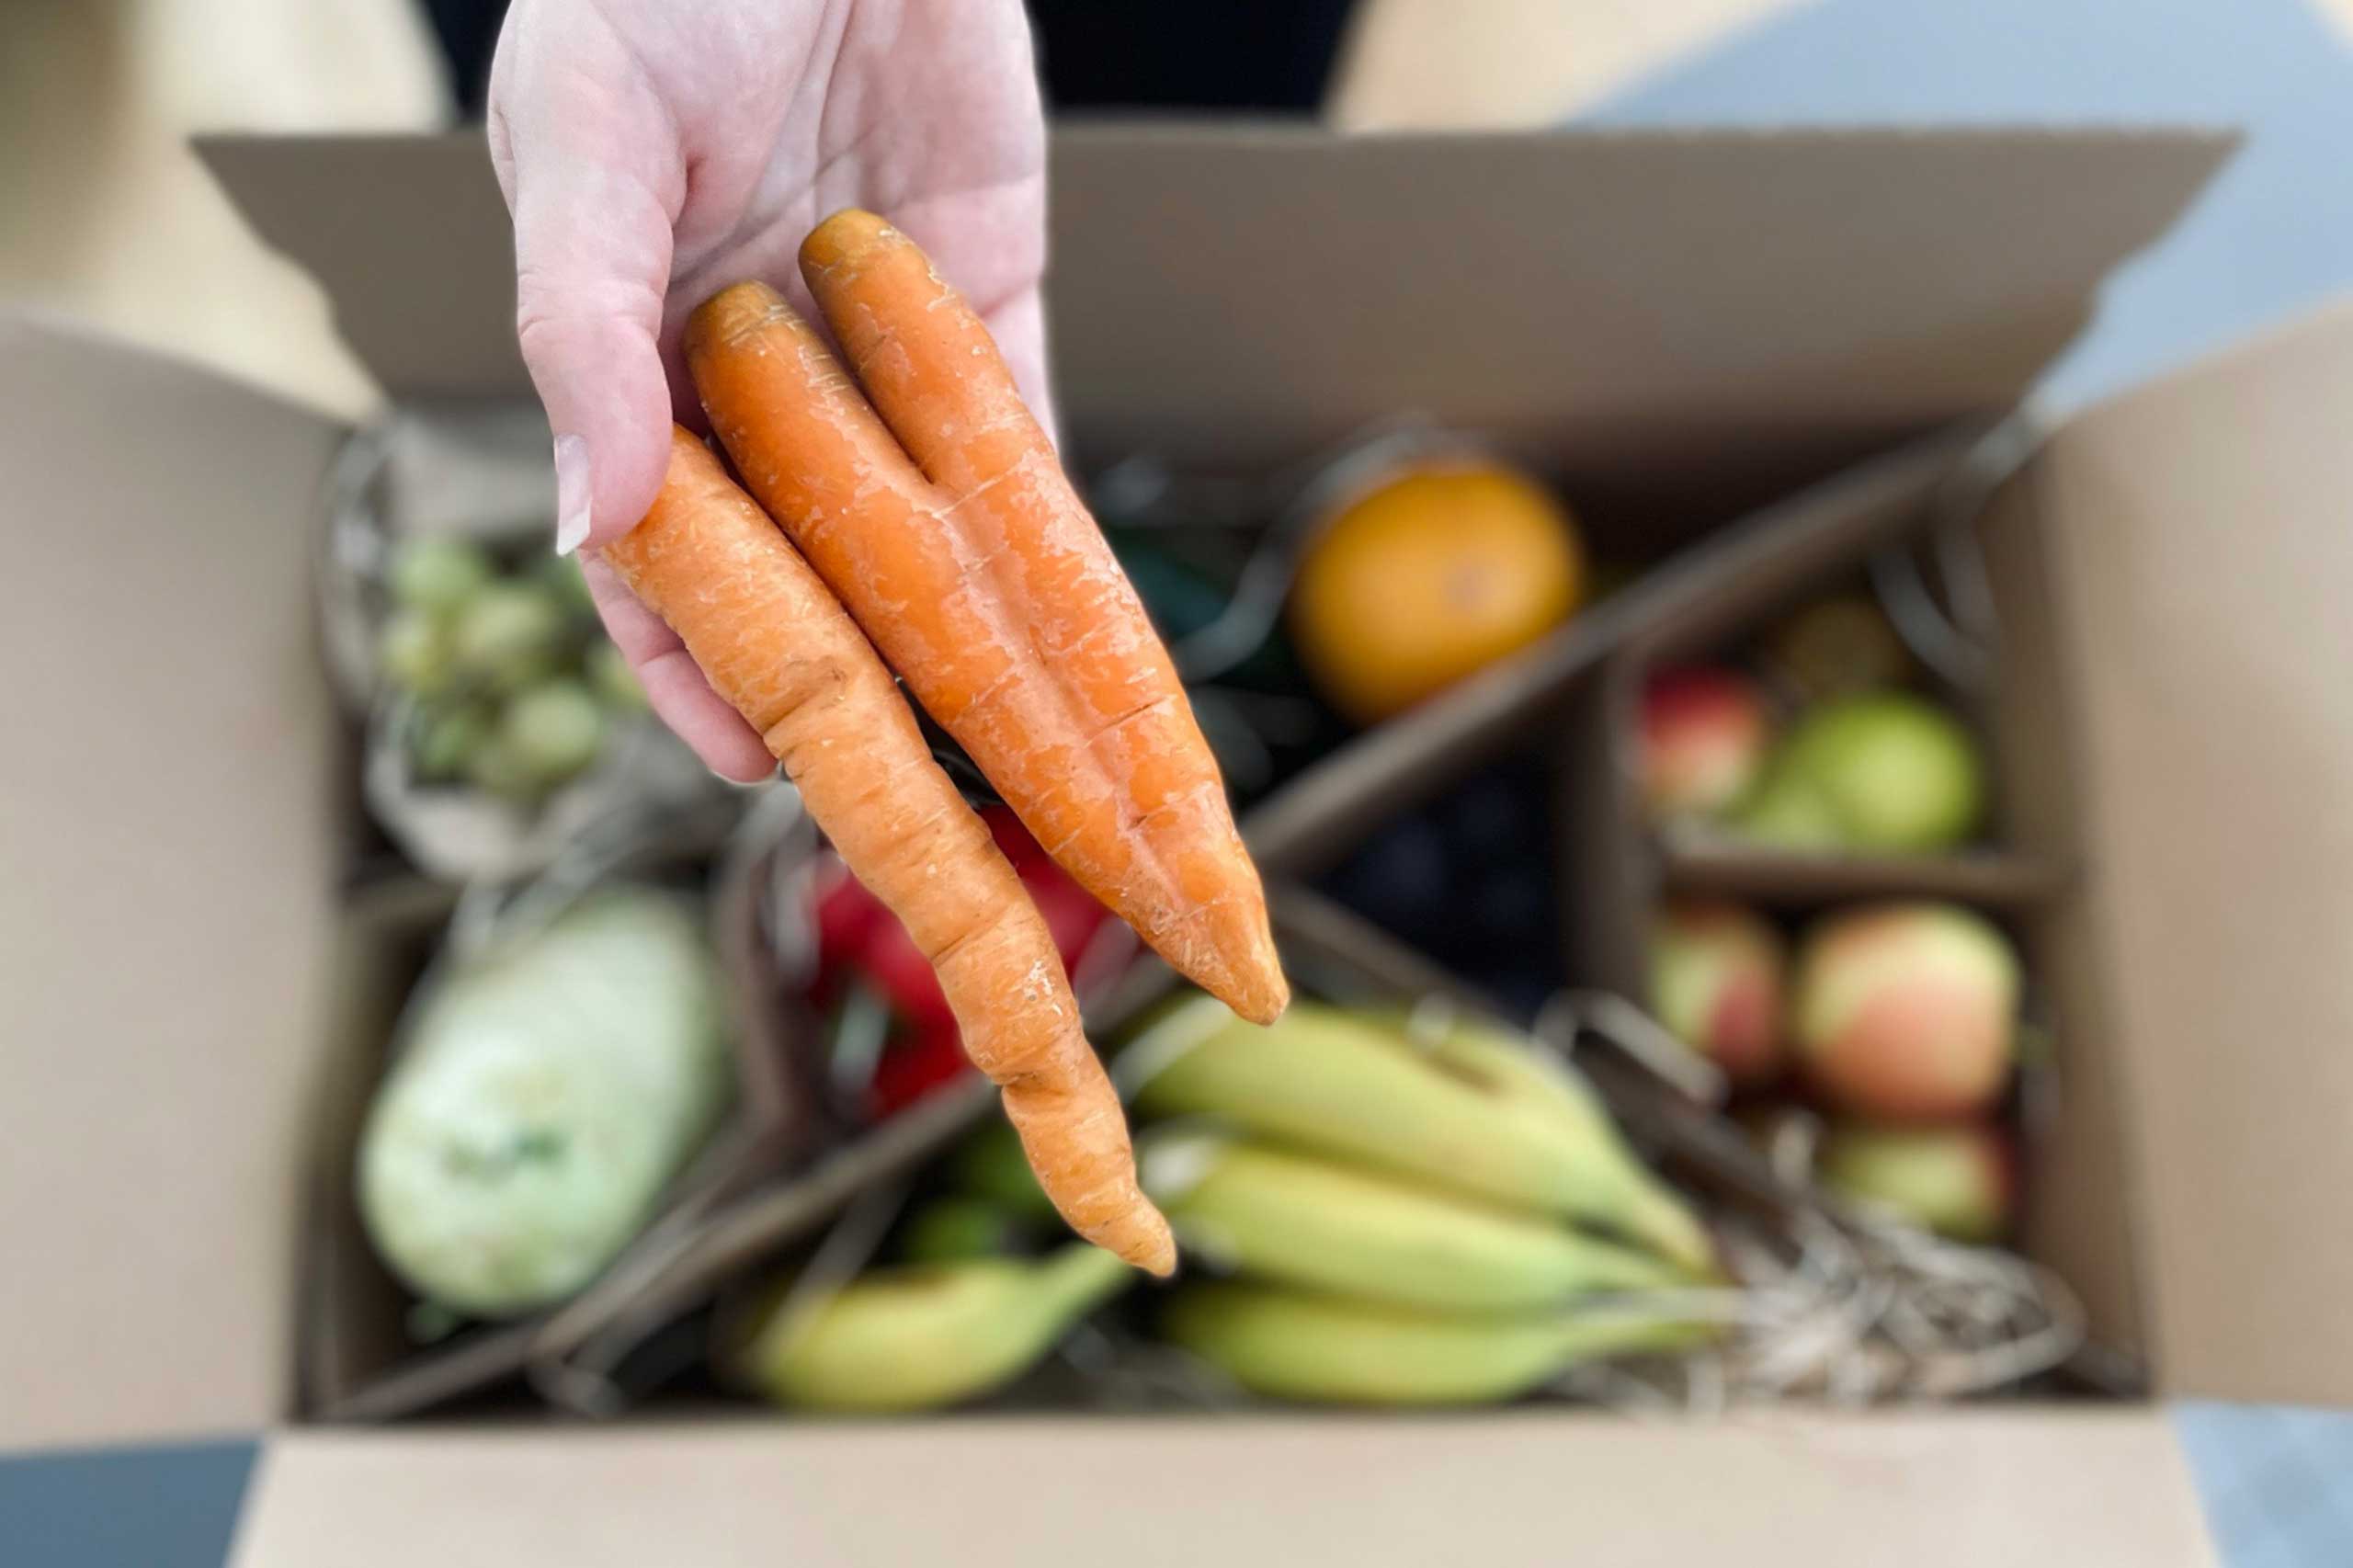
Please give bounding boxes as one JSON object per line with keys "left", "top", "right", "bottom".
{"left": 1288, "top": 460, "right": 1584, "bottom": 722}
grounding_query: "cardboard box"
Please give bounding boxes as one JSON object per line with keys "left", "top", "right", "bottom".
{"left": 9, "top": 123, "right": 2349, "bottom": 1565}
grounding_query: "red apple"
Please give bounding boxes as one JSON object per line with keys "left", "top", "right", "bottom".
{"left": 811, "top": 856, "right": 882, "bottom": 971}
{"left": 1817, "top": 1120, "right": 2013, "bottom": 1242}
{"left": 982, "top": 803, "right": 1051, "bottom": 875}
{"left": 1651, "top": 900, "right": 1788, "bottom": 1087}
{"left": 1790, "top": 902, "right": 2019, "bottom": 1120}
{"left": 867, "top": 1020, "right": 972, "bottom": 1119}
{"left": 1641, "top": 666, "right": 1772, "bottom": 821}
{"left": 1023, "top": 868, "right": 1112, "bottom": 978}
{"left": 849, "top": 908, "right": 958, "bottom": 1033}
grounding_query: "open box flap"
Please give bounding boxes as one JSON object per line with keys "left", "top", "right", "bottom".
{"left": 1045, "top": 125, "right": 2232, "bottom": 472}
{"left": 197, "top": 126, "right": 2231, "bottom": 473}
{"left": 2033, "top": 298, "right": 2353, "bottom": 1405}
{"left": 0, "top": 316, "right": 347, "bottom": 1447}
{"left": 232, "top": 1411, "right": 2212, "bottom": 1568}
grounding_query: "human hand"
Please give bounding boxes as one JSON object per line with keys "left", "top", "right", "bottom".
{"left": 488, "top": 0, "right": 1049, "bottom": 780}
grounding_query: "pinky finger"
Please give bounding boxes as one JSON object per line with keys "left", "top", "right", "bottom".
{"left": 582, "top": 557, "right": 775, "bottom": 783}
{"left": 635, "top": 648, "right": 777, "bottom": 783}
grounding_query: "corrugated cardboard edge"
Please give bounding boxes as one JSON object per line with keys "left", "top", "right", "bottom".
{"left": 2029, "top": 296, "right": 2353, "bottom": 1405}
{"left": 230, "top": 1409, "right": 2212, "bottom": 1568}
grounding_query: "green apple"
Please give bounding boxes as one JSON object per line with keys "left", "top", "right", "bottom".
{"left": 1818, "top": 1120, "right": 2011, "bottom": 1242}
{"left": 1727, "top": 763, "right": 1846, "bottom": 849}
{"left": 1774, "top": 693, "right": 1984, "bottom": 852}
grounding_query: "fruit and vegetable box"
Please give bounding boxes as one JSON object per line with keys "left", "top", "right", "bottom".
{"left": 8, "top": 124, "right": 2353, "bottom": 1567}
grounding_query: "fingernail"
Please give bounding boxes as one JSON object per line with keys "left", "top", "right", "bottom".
{"left": 552, "top": 434, "right": 591, "bottom": 555}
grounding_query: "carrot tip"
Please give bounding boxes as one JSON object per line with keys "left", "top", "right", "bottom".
{"left": 799, "top": 208, "right": 898, "bottom": 279}
{"left": 1181, "top": 910, "right": 1290, "bottom": 1028}
{"left": 1131, "top": 1226, "right": 1179, "bottom": 1280}
{"left": 1231, "top": 987, "right": 1290, "bottom": 1030}
{"left": 686, "top": 280, "right": 791, "bottom": 360}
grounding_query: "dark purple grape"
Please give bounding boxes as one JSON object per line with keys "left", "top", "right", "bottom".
{"left": 1472, "top": 862, "right": 1556, "bottom": 953}
{"left": 1439, "top": 769, "right": 1545, "bottom": 868}
{"left": 1322, "top": 814, "right": 1454, "bottom": 945}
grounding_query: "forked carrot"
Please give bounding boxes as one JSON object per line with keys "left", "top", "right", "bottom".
{"left": 602, "top": 426, "right": 1175, "bottom": 1276}
{"left": 688, "top": 233, "right": 1287, "bottom": 1027}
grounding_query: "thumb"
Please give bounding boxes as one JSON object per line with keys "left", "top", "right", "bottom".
{"left": 488, "top": 14, "right": 681, "bottom": 554}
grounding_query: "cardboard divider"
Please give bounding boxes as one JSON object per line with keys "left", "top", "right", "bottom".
{"left": 1657, "top": 844, "right": 2074, "bottom": 908}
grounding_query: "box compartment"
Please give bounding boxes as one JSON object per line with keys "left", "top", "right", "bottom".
{"left": 297, "top": 831, "right": 829, "bottom": 1422}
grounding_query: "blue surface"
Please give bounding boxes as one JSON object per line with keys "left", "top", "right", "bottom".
{"left": 0, "top": 1439, "right": 256, "bottom": 1568}
{"left": 1587, "top": 0, "right": 2353, "bottom": 412}
{"left": 2177, "top": 1404, "right": 2353, "bottom": 1567}
{"left": 9, "top": 4, "right": 2351, "bottom": 1563}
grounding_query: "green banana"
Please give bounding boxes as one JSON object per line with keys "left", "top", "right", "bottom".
{"left": 734, "top": 1244, "right": 1133, "bottom": 1412}
{"left": 1140, "top": 1132, "right": 1688, "bottom": 1312}
{"left": 1402, "top": 1009, "right": 1720, "bottom": 1278}
{"left": 1373, "top": 1006, "right": 1598, "bottom": 1129}
{"left": 1161, "top": 1282, "right": 1714, "bottom": 1405}
{"left": 1125, "top": 997, "right": 1716, "bottom": 1275}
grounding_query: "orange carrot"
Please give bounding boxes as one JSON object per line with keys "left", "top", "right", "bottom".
{"left": 688, "top": 236, "right": 1287, "bottom": 1027}
{"left": 602, "top": 427, "right": 1174, "bottom": 1276}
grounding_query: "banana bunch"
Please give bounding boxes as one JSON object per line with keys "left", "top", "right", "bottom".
{"left": 728, "top": 995, "right": 1718, "bottom": 1413}
{"left": 1128, "top": 997, "right": 1721, "bottom": 1404}
{"left": 1127, "top": 997, "right": 1716, "bottom": 1274}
